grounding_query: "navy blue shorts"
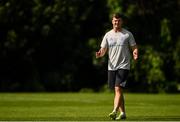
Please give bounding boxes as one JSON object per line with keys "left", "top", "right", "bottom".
{"left": 108, "top": 69, "right": 129, "bottom": 89}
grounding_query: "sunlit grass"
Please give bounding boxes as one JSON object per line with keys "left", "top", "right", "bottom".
{"left": 0, "top": 93, "right": 180, "bottom": 121}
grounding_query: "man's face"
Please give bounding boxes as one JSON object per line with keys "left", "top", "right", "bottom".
{"left": 112, "top": 17, "right": 122, "bottom": 29}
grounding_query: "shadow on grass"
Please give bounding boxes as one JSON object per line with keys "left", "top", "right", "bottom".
{"left": 1, "top": 116, "right": 180, "bottom": 121}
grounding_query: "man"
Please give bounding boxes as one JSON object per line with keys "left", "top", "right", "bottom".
{"left": 96, "top": 13, "right": 138, "bottom": 120}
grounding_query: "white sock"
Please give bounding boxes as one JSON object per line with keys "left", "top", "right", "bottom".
{"left": 112, "top": 109, "right": 117, "bottom": 113}
{"left": 120, "top": 112, "right": 125, "bottom": 115}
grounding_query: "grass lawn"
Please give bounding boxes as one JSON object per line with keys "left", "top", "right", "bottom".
{"left": 0, "top": 93, "right": 180, "bottom": 121}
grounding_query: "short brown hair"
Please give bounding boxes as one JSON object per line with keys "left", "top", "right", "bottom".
{"left": 112, "top": 13, "right": 124, "bottom": 19}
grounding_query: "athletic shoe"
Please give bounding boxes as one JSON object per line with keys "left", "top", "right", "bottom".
{"left": 116, "top": 113, "right": 126, "bottom": 120}
{"left": 108, "top": 111, "right": 117, "bottom": 120}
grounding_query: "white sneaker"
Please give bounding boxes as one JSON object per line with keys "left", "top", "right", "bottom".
{"left": 116, "top": 113, "right": 126, "bottom": 120}
{"left": 108, "top": 111, "right": 117, "bottom": 120}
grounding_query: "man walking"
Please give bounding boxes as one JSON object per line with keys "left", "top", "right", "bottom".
{"left": 96, "top": 13, "right": 138, "bottom": 120}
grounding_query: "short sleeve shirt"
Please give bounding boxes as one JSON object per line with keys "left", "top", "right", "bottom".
{"left": 101, "top": 28, "right": 136, "bottom": 70}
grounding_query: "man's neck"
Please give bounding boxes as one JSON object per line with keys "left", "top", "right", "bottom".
{"left": 113, "top": 27, "right": 122, "bottom": 32}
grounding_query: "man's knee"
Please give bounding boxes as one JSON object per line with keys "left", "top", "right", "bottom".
{"left": 115, "top": 86, "right": 123, "bottom": 93}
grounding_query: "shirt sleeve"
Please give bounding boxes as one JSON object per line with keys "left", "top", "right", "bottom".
{"left": 128, "top": 32, "right": 136, "bottom": 46}
{"left": 100, "top": 33, "right": 108, "bottom": 48}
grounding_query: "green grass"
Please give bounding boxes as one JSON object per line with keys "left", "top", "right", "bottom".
{"left": 0, "top": 93, "right": 180, "bottom": 121}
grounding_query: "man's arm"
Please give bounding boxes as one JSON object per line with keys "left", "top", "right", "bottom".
{"left": 131, "top": 45, "right": 138, "bottom": 60}
{"left": 96, "top": 47, "right": 107, "bottom": 58}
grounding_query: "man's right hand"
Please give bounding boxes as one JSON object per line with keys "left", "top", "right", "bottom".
{"left": 96, "top": 51, "right": 101, "bottom": 58}
{"left": 95, "top": 47, "right": 107, "bottom": 59}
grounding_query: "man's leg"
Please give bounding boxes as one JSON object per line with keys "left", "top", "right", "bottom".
{"left": 116, "top": 87, "right": 126, "bottom": 120}
{"left": 108, "top": 71, "right": 117, "bottom": 120}
{"left": 111, "top": 86, "right": 127, "bottom": 120}
{"left": 109, "top": 86, "right": 123, "bottom": 119}
{"left": 114, "top": 86, "right": 122, "bottom": 112}
{"left": 115, "top": 69, "right": 128, "bottom": 119}
{"left": 119, "top": 88, "right": 125, "bottom": 113}
{"left": 109, "top": 86, "right": 122, "bottom": 120}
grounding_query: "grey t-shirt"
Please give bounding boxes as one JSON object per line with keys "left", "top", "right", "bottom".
{"left": 101, "top": 28, "right": 136, "bottom": 70}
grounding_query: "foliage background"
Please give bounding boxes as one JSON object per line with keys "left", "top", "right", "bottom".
{"left": 0, "top": 0, "right": 179, "bottom": 93}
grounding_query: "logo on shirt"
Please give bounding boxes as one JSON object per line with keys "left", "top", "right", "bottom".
{"left": 108, "top": 37, "right": 117, "bottom": 46}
